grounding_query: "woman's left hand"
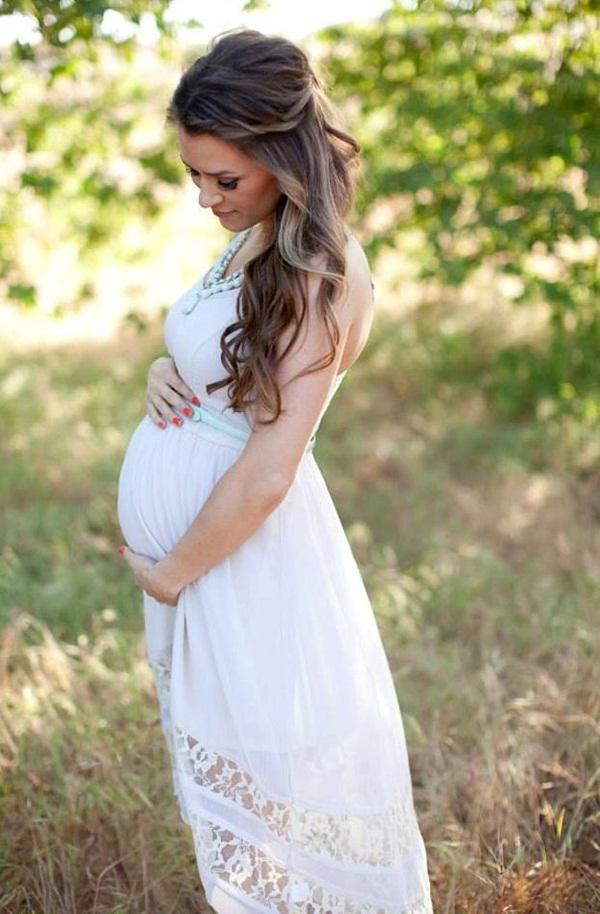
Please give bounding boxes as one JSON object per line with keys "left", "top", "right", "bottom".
{"left": 118, "top": 546, "right": 182, "bottom": 607}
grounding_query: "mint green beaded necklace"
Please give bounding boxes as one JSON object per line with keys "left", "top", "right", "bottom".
{"left": 182, "top": 228, "right": 253, "bottom": 315}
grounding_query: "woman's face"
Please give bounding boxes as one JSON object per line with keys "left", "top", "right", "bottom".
{"left": 178, "top": 127, "right": 282, "bottom": 231}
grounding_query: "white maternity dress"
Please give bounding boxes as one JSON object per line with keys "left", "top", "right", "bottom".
{"left": 116, "top": 232, "right": 434, "bottom": 914}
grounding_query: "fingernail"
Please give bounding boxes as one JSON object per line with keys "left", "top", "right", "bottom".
{"left": 158, "top": 420, "right": 166, "bottom": 429}
{"left": 192, "top": 396, "right": 201, "bottom": 405}
{"left": 182, "top": 406, "right": 193, "bottom": 417}
{"left": 173, "top": 416, "right": 183, "bottom": 426}
{"left": 117, "top": 545, "right": 125, "bottom": 554}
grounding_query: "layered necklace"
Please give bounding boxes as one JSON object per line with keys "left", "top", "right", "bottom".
{"left": 182, "top": 227, "right": 254, "bottom": 315}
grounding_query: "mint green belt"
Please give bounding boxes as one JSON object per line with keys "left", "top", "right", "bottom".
{"left": 188, "top": 403, "right": 317, "bottom": 452}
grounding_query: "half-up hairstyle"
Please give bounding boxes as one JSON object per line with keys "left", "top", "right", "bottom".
{"left": 165, "top": 28, "right": 361, "bottom": 425}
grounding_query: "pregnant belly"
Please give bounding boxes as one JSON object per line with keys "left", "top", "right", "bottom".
{"left": 116, "top": 415, "right": 234, "bottom": 560}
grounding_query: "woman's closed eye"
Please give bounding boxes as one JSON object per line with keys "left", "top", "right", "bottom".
{"left": 184, "top": 166, "right": 238, "bottom": 190}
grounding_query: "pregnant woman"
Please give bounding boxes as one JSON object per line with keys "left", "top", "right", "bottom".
{"left": 117, "top": 28, "right": 433, "bottom": 914}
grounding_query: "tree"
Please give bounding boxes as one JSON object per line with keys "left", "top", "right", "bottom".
{"left": 318, "top": 0, "right": 599, "bottom": 418}
{"left": 0, "top": 1, "right": 191, "bottom": 310}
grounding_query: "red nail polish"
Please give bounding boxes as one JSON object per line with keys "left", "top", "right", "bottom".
{"left": 173, "top": 416, "right": 183, "bottom": 426}
{"left": 159, "top": 420, "right": 166, "bottom": 428}
{"left": 192, "top": 396, "right": 201, "bottom": 405}
{"left": 182, "top": 406, "right": 193, "bottom": 417}
{"left": 117, "top": 545, "right": 125, "bottom": 554}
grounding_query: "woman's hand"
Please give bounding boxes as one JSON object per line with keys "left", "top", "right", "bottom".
{"left": 146, "top": 355, "right": 201, "bottom": 428}
{"left": 117, "top": 545, "right": 183, "bottom": 606}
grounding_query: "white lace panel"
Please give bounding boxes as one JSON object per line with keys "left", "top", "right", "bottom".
{"left": 191, "top": 814, "right": 433, "bottom": 914}
{"left": 150, "top": 658, "right": 173, "bottom": 745}
{"left": 148, "top": 657, "right": 189, "bottom": 824}
{"left": 148, "top": 656, "right": 433, "bottom": 914}
{"left": 174, "top": 728, "right": 423, "bottom": 867}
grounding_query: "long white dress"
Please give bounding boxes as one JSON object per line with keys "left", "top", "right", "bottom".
{"left": 116, "top": 234, "right": 434, "bottom": 914}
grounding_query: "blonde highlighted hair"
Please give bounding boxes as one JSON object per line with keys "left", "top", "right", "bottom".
{"left": 166, "top": 28, "right": 361, "bottom": 424}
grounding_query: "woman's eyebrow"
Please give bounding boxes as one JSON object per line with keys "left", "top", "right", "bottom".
{"left": 180, "top": 156, "right": 239, "bottom": 176}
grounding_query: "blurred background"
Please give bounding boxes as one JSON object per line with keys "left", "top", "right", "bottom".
{"left": 1, "top": 1, "right": 599, "bottom": 911}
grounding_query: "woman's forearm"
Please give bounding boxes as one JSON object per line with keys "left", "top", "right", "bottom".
{"left": 155, "top": 459, "right": 287, "bottom": 591}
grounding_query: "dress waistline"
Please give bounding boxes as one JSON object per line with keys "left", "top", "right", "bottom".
{"left": 174, "top": 402, "right": 316, "bottom": 454}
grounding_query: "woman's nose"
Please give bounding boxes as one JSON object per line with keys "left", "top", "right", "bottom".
{"left": 199, "top": 189, "right": 223, "bottom": 208}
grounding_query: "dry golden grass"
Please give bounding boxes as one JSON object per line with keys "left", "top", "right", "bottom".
{"left": 1, "top": 271, "right": 599, "bottom": 911}
{"left": 0, "top": 612, "right": 211, "bottom": 914}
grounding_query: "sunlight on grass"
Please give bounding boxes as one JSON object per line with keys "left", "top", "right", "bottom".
{"left": 0, "top": 613, "right": 207, "bottom": 914}
{"left": 2, "top": 237, "right": 600, "bottom": 911}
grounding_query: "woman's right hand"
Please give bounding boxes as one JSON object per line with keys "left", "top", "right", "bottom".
{"left": 146, "top": 355, "right": 201, "bottom": 428}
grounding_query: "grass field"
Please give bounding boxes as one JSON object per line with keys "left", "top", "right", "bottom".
{"left": 1, "top": 289, "right": 599, "bottom": 912}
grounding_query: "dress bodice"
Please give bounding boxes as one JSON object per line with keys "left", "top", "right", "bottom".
{"left": 163, "top": 264, "right": 347, "bottom": 443}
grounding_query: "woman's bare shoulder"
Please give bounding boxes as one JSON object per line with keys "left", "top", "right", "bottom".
{"left": 343, "top": 232, "right": 374, "bottom": 300}
{"left": 343, "top": 229, "right": 370, "bottom": 270}
{"left": 305, "top": 226, "right": 371, "bottom": 276}
{"left": 303, "top": 230, "right": 373, "bottom": 317}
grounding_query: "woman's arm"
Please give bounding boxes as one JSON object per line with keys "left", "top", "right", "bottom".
{"left": 152, "top": 238, "right": 370, "bottom": 595}
{"left": 154, "top": 456, "right": 287, "bottom": 591}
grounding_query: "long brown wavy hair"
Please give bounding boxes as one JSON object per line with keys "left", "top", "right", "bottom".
{"left": 165, "top": 28, "right": 361, "bottom": 426}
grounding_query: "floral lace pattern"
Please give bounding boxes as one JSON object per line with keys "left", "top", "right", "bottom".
{"left": 191, "top": 814, "right": 433, "bottom": 914}
{"left": 174, "top": 727, "right": 423, "bottom": 867}
{"left": 147, "top": 655, "right": 433, "bottom": 914}
{"left": 148, "top": 656, "right": 189, "bottom": 823}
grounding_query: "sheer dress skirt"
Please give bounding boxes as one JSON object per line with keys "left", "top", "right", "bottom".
{"left": 117, "top": 403, "right": 433, "bottom": 914}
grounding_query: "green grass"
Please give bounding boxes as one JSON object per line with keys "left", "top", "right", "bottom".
{"left": 1, "top": 308, "right": 599, "bottom": 913}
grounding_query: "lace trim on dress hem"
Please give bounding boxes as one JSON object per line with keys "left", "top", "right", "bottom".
{"left": 149, "top": 659, "right": 190, "bottom": 822}
{"left": 191, "top": 813, "right": 433, "bottom": 914}
{"left": 174, "top": 726, "right": 424, "bottom": 868}
{"left": 148, "top": 658, "right": 432, "bottom": 914}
